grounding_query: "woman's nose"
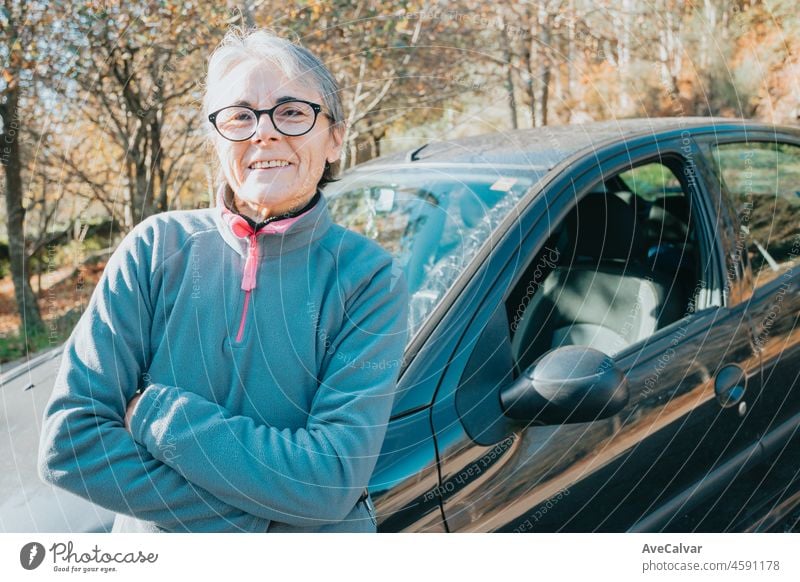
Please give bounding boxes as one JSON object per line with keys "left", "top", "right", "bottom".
{"left": 252, "top": 113, "right": 282, "bottom": 141}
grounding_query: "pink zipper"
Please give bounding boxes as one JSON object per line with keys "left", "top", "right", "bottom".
{"left": 241, "top": 233, "right": 259, "bottom": 291}
{"left": 218, "top": 192, "right": 305, "bottom": 345}
{"left": 235, "top": 233, "right": 259, "bottom": 343}
{"left": 235, "top": 290, "right": 252, "bottom": 342}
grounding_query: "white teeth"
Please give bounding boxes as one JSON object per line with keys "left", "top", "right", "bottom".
{"left": 251, "top": 160, "right": 290, "bottom": 169}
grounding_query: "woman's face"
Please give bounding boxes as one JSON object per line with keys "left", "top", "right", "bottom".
{"left": 207, "top": 59, "right": 343, "bottom": 220}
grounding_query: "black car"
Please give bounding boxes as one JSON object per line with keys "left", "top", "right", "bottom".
{"left": 3, "top": 117, "right": 798, "bottom": 533}
{"left": 324, "top": 117, "right": 800, "bottom": 532}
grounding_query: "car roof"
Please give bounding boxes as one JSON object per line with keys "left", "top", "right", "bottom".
{"left": 349, "top": 117, "right": 798, "bottom": 172}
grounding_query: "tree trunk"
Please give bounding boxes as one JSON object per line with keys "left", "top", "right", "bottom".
{"left": 526, "top": 5, "right": 537, "bottom": 127}
{"left": 537, "top": 5, "right": 551, "bottom": 127}
{"left": 371, "top": 128, "right": 385, "bottom": 159}
{"left": 566, "top": 2, "right": 579, "bottom": 112}
{"left": 152, "top": 115, "right": 167, "bottom": 212}
{"left": 134, "top": 157, "right": 151, "bottom": 223}
{"left": 618, "top": 0, "right": 633, "bottom": 113}
{"left": 1, "top": 85, "right": 45, "bottom": 336}
{"left": 499, "top": 12, "right": 519, "bottom": 130}
{"left": 129, "top": 121, "right": 156, "bottom": 225}
{"left": 540, "top": 66, "right": 550, "bottom": 126}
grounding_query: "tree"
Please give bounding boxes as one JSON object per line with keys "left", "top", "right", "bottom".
{"left": 1, "top": 0, "right": 46, "bottom": 336}
{"left": 260, "top": 1, "right": 485, "bottom": 167}
{"left": 59, "top": 1, "right": 228, "bottom": 227}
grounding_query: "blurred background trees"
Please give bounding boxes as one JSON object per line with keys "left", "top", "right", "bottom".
{"left": 0, "top": 0, "right": 798, "bottom": 360}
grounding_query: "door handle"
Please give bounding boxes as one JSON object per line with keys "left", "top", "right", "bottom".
{"left": 714, "top": 364, "right": 747, "bottom": 408}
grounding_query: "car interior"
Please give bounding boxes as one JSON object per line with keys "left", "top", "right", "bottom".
{"left": 508, "top": 161, "right": 700, "bottom": 374}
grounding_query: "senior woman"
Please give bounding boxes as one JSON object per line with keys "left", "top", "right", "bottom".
{"left": 37, "top": 28, "right": 409, "bottom": 533}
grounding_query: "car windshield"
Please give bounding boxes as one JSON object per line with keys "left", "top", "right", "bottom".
{"left": 324, "top": 167, "right": 539, "bottom": 339}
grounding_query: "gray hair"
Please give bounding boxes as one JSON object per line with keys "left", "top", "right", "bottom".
{"left": 203, "top": 27, "right": 345, "bottom": 189}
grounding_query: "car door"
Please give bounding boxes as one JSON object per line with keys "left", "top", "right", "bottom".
{"left": 430, "top": 134, "right": 764, "bottom": 532}
{"left": 695, "top": 132, "right": 800, "bottom": 525}
{"left": 699, "top": 132, "right": 800, "bottom": 435}
{"left": 369, "top": 405, "right": 445, "bottom": 532}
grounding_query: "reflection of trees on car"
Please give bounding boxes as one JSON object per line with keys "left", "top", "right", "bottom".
{"left": 712, "top": 142, "right": 800, "bottom": 286}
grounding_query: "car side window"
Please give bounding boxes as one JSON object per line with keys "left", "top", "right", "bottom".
{"left": 506, "top": 159, "right": 702, "bottom": 374}
{"left": 711, "top": 141, "right": 800, "bottom": 287}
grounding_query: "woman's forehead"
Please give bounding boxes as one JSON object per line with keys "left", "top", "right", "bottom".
{"left": 207, "top": 59, "right": 320, "bottom": 111}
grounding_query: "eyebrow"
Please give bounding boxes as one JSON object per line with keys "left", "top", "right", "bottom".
{"left": 232, "top": 96, "right": 306, "bottom": 108}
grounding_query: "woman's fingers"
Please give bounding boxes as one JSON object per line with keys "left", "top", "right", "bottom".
{"left": 124, "top": 393, "right": 143, "bottom": 432}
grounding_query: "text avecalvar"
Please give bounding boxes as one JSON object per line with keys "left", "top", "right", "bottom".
{"left": 642, "top": 543, "right": 702, "bottom": 554}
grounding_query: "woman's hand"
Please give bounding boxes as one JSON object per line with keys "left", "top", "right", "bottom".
{"left": 124, "top": 392, "right": 144, "bottom": 432}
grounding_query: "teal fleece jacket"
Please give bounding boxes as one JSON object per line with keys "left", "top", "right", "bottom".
{"left": 37, "top": 184, "right": 409, "bottom": 533}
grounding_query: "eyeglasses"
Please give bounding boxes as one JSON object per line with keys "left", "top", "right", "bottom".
{"left": 208, "top": 99, "right": 329, "bottom": 141}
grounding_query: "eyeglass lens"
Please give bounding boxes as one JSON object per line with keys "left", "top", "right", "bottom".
{"left": 215, "top": 102, "right": 316, "bottom": 139}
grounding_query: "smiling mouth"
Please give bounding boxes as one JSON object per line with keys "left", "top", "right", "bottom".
{"left": 250, "top": 160, "right": 292, "bottom": 170}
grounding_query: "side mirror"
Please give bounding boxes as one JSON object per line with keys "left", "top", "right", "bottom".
{"left": 500, "top": 345, "right": 629, "bottom": 425}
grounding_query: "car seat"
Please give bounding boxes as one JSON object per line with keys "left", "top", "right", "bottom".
{"left": 511, "top": 193, "right": 686, "bottom": 373}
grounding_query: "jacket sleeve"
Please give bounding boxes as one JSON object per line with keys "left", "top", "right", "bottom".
{"left": 37, "top": 221, "right": 270, "bottom": 533}
{"left": 128, "top": 257, "right": 409, "bottom": 526}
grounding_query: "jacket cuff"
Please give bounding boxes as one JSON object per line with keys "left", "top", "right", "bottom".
{"left": 128, "top": 383, "right": 171, "bottom": 448}
{"left": 249, "top": 514, "right": 270, "bottom": 533}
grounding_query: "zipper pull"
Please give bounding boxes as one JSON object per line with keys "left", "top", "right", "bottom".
{"left": 241, "top": 233, "right": 259, "bottom": 291}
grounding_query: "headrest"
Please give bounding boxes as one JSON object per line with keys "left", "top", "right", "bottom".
{"left": 565, "top": 193, "right": 645, "bottom": 263}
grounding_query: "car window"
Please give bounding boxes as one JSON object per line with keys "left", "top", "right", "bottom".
{"left": 506, "top": 159, "right": 702, "bottom": 373}
{"left": 325, "top": 168, "right": 538, "bottom": 339}
{"left": 710, "top": 141, "right": 800, "bottom": 287}
{"left": 618, "top": 163, "right": 684, "bottom": 202}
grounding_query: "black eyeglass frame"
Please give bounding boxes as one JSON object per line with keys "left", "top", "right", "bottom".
{"left": 207, "top": 99, "right": 330, "bottom": 141}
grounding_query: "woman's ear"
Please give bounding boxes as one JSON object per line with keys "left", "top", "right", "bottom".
{"left": 327, "top": 122, "right": 345, "bottom": 164}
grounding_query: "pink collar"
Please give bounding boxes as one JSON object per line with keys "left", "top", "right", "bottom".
{"left": 216, "top": 184, "right": 307, "bottom": 239}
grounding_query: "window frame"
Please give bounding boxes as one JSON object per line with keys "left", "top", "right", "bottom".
{"left": 502, "top": 147, "right": 721, "bottom": 371}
